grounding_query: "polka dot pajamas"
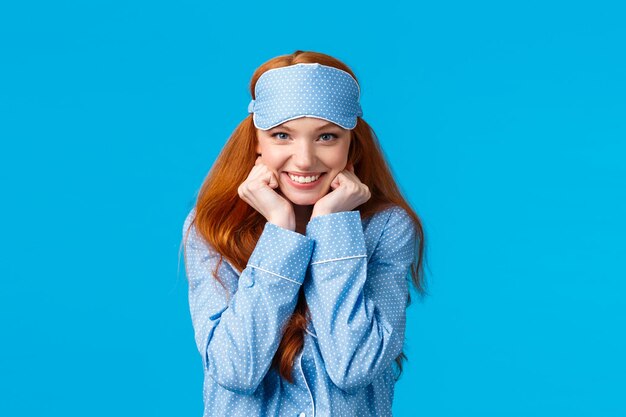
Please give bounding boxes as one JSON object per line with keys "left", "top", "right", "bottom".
{"left": 182, "top": 206, "right": 416, "bottom": 416}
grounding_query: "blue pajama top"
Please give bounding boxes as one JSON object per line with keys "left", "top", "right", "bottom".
{"left": 182, "top": 205, "right": 417, "bottom": 417}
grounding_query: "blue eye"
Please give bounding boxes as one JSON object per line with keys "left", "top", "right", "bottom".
{"left": 319, "top": 133, "right": 338, "bottom": 142}
{"left": 270, "top": 132, "right": 338, "bottom": 142}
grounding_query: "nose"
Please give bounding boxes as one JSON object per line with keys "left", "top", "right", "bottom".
{"left": 292, "top": 140, "right": 316, "bottom": 170}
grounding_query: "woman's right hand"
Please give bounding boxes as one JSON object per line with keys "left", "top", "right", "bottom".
{"left": 238, "top": 156, "right": 295, "bottom": 231}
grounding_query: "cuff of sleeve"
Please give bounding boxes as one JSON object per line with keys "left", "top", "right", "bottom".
{"left": 305, "top": 210, "right": 367, "bottom": 263}
{"left": 247, "top": 221, "right": 314, "bottom": 285}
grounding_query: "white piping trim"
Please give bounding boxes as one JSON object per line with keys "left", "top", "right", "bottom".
{"left": 256, "top": 113, "right": 357, "bottom": 131}
{"left": 305, "top": 328, "right": 318, "bottom": 339}
{"left": 299, "top": 349, "right": 315, "bottom": 417}
{"left": 245, "top": 264, "right": 301, "bottom": 285}
{"left": 310, "top": 254, "right": 367, "bottom": 265}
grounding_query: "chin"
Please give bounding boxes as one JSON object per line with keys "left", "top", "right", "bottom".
{"left": 277, "top": 188, "right": 320, "bottom": 206}
{"left": 284, "top": 194, "right": 319, "bottom": 206}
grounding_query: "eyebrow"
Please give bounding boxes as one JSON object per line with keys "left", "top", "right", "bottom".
{"left": 271, "top": 122, "right": 341, "bottom": 132}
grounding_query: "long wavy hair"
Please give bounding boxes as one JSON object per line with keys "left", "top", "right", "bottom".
{"left": 182, "top": 50, "right": 428, "bottom": 383}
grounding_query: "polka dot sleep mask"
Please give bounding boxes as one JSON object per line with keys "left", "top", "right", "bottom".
{"left": 247, "top": 62, "right": 363, "bottom": 130}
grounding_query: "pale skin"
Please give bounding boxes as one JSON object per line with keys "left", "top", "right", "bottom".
{"left": 237, "top": 117, "right": 371, "bottom": 234}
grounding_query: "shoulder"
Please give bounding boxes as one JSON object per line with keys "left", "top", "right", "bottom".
{"left": 369, "top": 205, "right": 417, "bottom": 253}
{"left": 182, "top": 206, "right": 197, "bottom": 238}
{"left": 181, "top": 207, "right": 238, "bottom": 273}
{"left": 368, "top": 204, "right": 414, "bottom": 230}
{"left": 181, "top": 207, "right": 214, "bottom": 253}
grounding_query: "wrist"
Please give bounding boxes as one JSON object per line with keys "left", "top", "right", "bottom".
{"left": 311, "top": 208, "right": 331, "bottom": 220}
{"left": 268, "top": 217, "right": 295, "bottom": 231}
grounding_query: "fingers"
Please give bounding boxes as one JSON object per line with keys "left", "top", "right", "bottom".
{"left": 330, "top": 168, "right": 366, "bottom": 194}
{"left": 330, "top": 171, "right": 344, "bottom": 189}
{"left": 268, "top": 171, "right": 278, "bottom": 188}
{"left": 250, "top": 157, "right": 280, "bottom": 189}
{"left": 335, "top": 170, "right": 352, "bottom": 183}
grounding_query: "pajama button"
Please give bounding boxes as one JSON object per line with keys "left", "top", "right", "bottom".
{"left": 299, "top": 413, "right": 305, "bottom": 417}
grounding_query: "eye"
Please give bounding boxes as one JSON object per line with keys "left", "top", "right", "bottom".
{"left": 319, "top": 133, "right": 338, "bottom": 142}
{"left": 271, "top": 132, "right": 290, "bottom": 140}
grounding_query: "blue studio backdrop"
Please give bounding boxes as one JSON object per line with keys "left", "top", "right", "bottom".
{"left": 1, "top": 1, "right": 624, "bottom": 416}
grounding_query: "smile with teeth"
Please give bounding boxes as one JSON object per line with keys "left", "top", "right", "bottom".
{"left": 287, "top": 173, "right": 322, "bottom": 184}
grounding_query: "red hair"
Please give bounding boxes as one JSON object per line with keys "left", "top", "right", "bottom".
{"left": 182, "top": 50, "right": 428, "bottom": 383}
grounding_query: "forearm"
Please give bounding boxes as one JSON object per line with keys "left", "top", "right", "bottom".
{"left": 185, "top": 216, "right": 314, "bottom": 394}
{"left": 303, "top": 208, "right": 413, "bottom": 392}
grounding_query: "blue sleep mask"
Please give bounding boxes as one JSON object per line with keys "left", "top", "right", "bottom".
{"left": 247, "top": 62, "right": 363, "bottom": 130}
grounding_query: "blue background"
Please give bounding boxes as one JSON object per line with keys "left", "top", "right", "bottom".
{"left": 1, "top": 1, "right": 624, "bottom": 416}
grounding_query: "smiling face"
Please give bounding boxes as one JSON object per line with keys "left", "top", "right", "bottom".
{"left": 255, "top": 117, "right": 352, "bottom": 206}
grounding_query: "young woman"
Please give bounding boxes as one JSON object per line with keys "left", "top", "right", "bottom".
{"left": 182, "top": 50, "right": 427, "bottom": 417}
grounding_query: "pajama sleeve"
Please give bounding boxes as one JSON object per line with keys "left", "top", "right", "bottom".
{"left": 182, "top": 208, "right": 314, "bottom": 395}
{"left": 303, "top": 206, "right": 416, "bottom": 393}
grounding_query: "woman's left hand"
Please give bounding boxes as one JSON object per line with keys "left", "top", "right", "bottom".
{"left": 311, "top": 163, "right": 371, "bottom": 219}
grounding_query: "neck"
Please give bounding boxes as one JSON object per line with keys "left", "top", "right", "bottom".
{"left": 292, "top": 203, "right": 314, "bottom": 235}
